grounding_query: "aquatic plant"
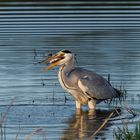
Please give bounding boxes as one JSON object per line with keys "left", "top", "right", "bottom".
{"left": 114, "top": 123, "right": 140, "bottom": 140}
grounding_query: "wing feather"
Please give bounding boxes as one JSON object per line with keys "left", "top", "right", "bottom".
{"left": 78, "top": 74, "right": 116, "bottom": 100}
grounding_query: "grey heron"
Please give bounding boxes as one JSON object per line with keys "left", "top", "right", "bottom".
{"left": 42, "top": 50, "right": 121, "bottom": 110}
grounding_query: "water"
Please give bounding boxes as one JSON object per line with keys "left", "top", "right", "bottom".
{"left": 0, "top": 0, "right": 140, "bottom": 139}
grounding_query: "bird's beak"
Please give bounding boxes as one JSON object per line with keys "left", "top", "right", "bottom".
{"left": 41, "top": 52, "right": 65, "bottom": 71}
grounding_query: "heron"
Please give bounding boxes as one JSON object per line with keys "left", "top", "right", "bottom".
{"left": 41, "top": 50, "right": 121, "bottom": 110}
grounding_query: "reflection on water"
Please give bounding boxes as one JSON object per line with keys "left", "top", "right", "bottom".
{"left": 0, "top": 105, "right": 121, "bottom": 140}
{"left": 61, "top": 109, "right": 120, "bottom": 140}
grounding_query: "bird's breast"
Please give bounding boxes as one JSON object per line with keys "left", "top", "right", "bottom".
{"left": 58, "top": 69, "right": 75, "bottom": 92}
{"left": 58, "top": 68, "right": 88, "bottom": 104}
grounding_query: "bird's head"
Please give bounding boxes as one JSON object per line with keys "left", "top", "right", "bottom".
{"left": 41, "top": 50, "right": 73, "bottom": 71}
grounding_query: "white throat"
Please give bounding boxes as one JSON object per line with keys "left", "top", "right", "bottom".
{"left": 58, "top": 56, "right": 76, "bottom": 91}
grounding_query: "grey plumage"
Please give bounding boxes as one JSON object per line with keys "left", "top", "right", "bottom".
{"left": 64, "top": 68, "right": 118, "bottom": 101}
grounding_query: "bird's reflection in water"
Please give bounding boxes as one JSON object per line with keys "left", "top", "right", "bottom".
{"left": 61, "top": 109, "right": 120, "bottom": 140}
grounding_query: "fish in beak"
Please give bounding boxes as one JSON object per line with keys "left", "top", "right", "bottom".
{"left": 41, "top": 51, "right": 65, "bottom": 71}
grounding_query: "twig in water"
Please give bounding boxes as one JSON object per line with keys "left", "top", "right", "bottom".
{"left": 1, "top": 125, "right": 3, "bottom": 140}
{"left": 24, "top": 128, "right": 45, "bottom": 140}
{"left": 89, "top": 110, "right": 115, "bottom": 140}
{"left": 108, "top": 74, "right": 110, "bottom": 83}
{"left": 0, "top": 97, "right": 16, "bottom": 128}
{"left": 15, "top": 124, "right": 21, "bottom": 140}
{"left": 115, "top": 107, "right": 128, "bottom": 130}
{"left": 74, "top": 54, "right": 79, "bottom": 67}
{"left": 64, "top": 94, "right": 68, "bottom": 104}
{"left": 4, "top": 125, "right": 6, "bottom": 140}
{"left": 33, "top": 48, "right": 37, "bottom": 59}
{"left": 123, "top": 102, "right": 137, "bottom": 117}
{"left": 41, "top": 79, "right": 45, "bottom": 86}
{"left": 52, "top": 83, "right": 56, "bottom": 104}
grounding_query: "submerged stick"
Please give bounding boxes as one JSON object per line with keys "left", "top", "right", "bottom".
{"left": 0, "top": 97, "right": 16, "bottom": 127}
{"left": 33, "top": 48, "right": 37, "bottom": 59}
{"left": 89, "top": 110, "right": 115, "bottom": 140}
{"left": 123, "top": 102, "right": 137, "bottom": 117}
{"left": 24, "top": 128, "right": 44, "bottom": 140}
{"left": 15, "top": 125, "right": 21, "bottom": 140}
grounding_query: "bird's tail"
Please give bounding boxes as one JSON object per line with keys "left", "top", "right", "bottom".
{"left": 114, "top": 88, "right": 124, "bottom": 98}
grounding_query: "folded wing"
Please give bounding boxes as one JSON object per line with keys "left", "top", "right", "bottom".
{"left": 78, "top": 75, "right": 117, "bottom": 100}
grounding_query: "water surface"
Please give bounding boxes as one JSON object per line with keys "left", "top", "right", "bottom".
{"left": 0, "top": 0, "right": 140, "bottom": 139}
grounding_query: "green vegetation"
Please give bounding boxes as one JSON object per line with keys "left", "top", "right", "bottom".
{"left": 114, "top": 123, "right": 140, "bottom": 140}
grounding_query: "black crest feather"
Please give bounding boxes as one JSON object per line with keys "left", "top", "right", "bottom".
{"left": 61, "top": 50, "right": 72, "bottom": 53}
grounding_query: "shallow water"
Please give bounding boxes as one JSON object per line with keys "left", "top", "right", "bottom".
{"left": 0, "top": 0, "right": 140, "bottom": 139}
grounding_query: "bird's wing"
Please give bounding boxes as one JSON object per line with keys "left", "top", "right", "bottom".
{"left": 78, "top": 74, "right": 116, "bottom": 100}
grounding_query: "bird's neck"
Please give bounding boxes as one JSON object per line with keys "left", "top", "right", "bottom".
{"left": 58, "top": 58, "right": 75, "bottom": 90}
{"left": 59, "top": 57, "right": 74, "bottom": 75}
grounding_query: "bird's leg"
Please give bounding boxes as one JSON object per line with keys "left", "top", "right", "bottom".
{"left": 75, "top": 101, "right": 81, "bottom": 109}
{"left": 88, "top": 109, "right": 96, "bottom": 119}
{"left": 75, "top": 108, "right": 81, "bottom": 116}
{"left": 88, "top": 99, "right": 96, "bottom": 110}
